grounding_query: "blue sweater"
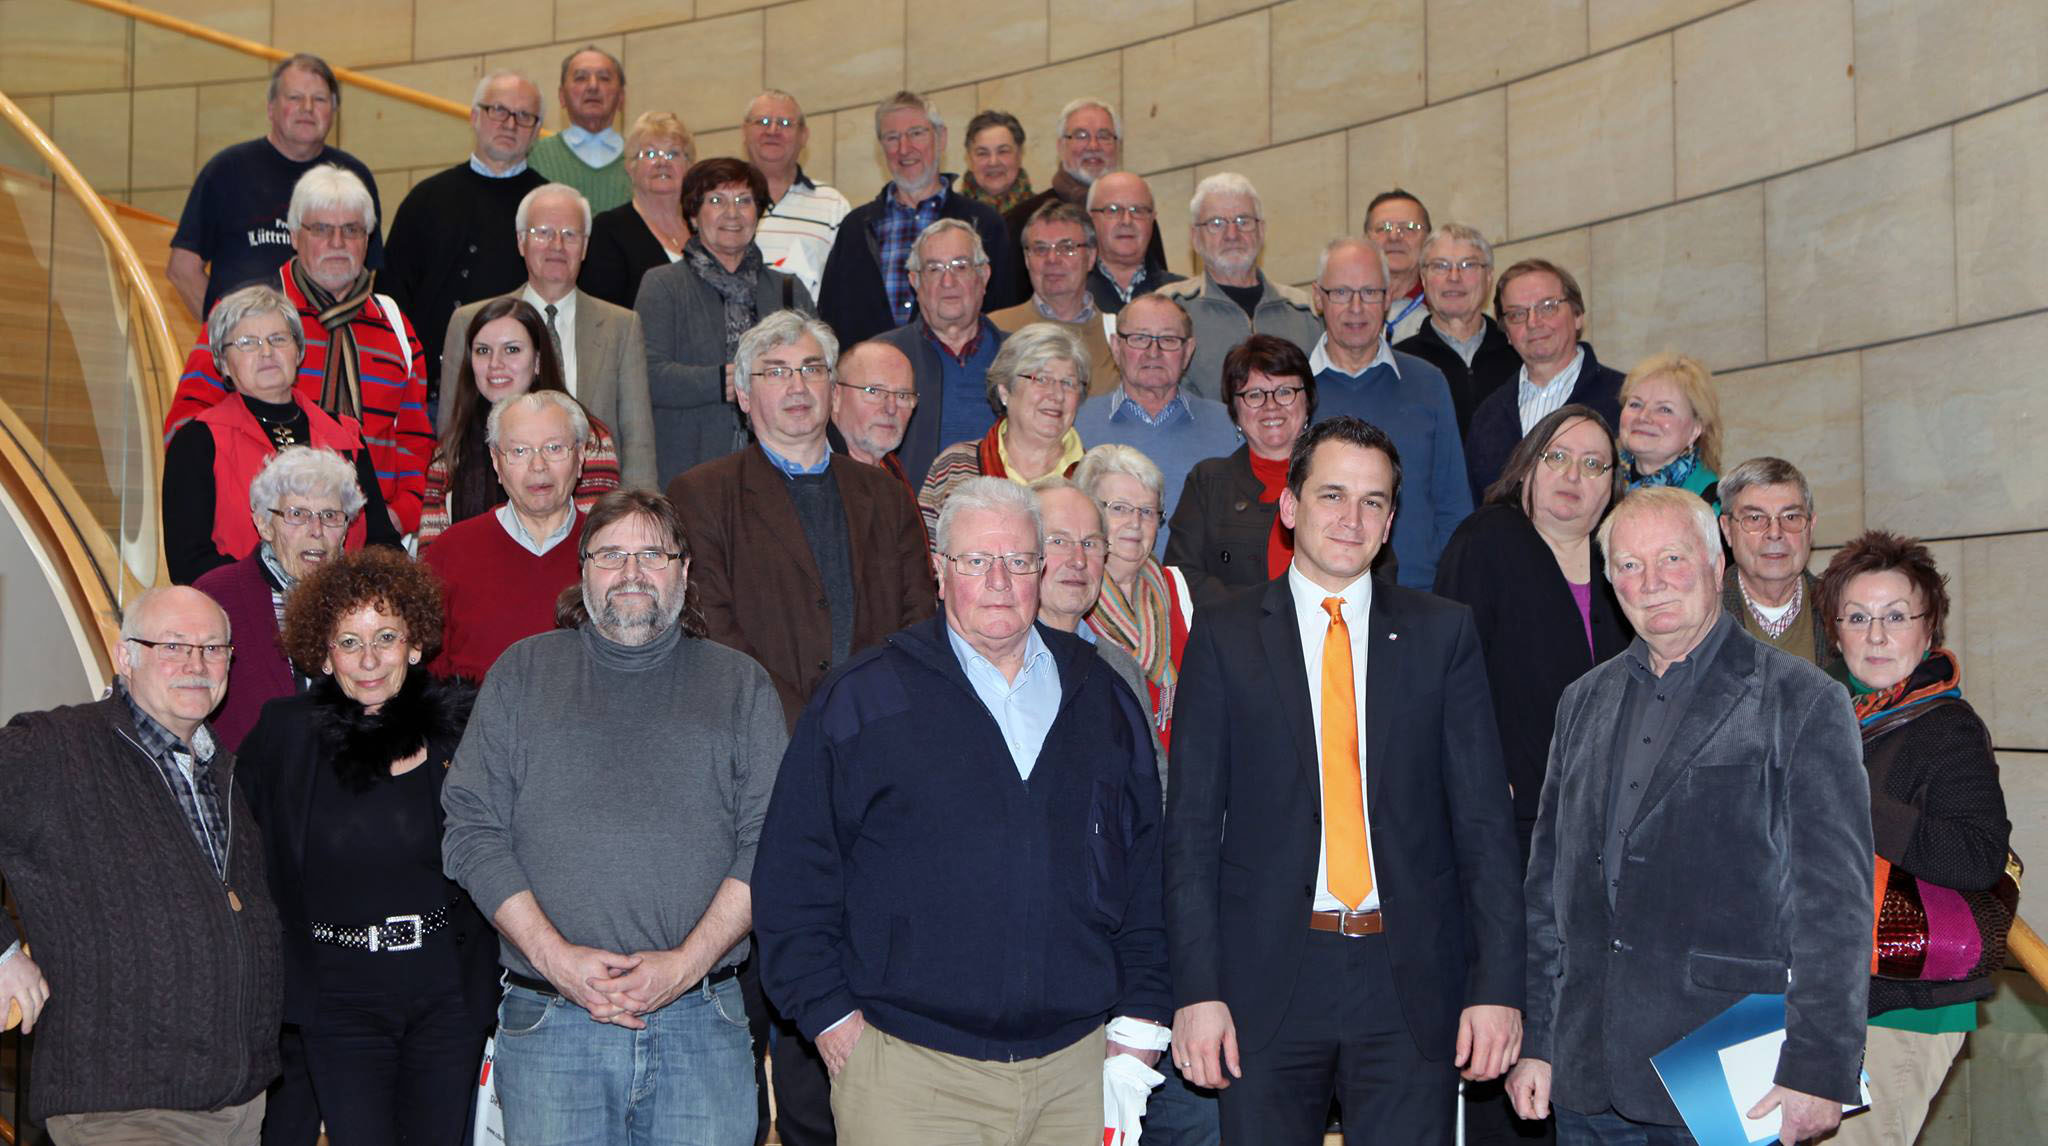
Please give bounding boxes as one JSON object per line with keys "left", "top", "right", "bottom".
{"left": 754, "top": 615, "right": 1170, "bottom": 1060}
{"left": 1074, "top": 388, "right": 1242, "bottom": 557}
{"left": 1313, "top": 350, "right": 1472, "bottom": 590}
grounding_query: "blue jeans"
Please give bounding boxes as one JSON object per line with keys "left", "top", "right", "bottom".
{"left": 1554, "top": 1107, "right": 1697, "bottom": 1145}
{"left": 493, "top": 976, "right": 757, "bottom": 1146}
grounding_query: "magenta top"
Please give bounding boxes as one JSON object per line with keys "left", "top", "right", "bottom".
{"left": 1568, "top": 579, "right": 1595, "bottom": 659}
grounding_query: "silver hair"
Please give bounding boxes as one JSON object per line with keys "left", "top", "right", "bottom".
{"left": 1056, "top": 97, "right": 1121, "bottom": 145}
{"left": 1033, "top": 474, "right": 1107, "bottom": 535}
{"left": 732, "top": 309, "right": 841, "bottom": 396}
{"left": 515, "top": 183, "right": 593, "bottom": 237}
{"left": 1189, "top": 171, "right": 1264, "bottom": 222}
{"left": 471, "top": 70, "right": 538, "bottom": 112}
{"left": 874, "top": 90, "right": 945, "bottom": 135}
{"left": 935, "top": 475, "right": 1042, "bottom": 556}
{"left": 1718, "top": 456, "right": 1815, "bottom": 516}
{"left": 120, "top": 586, "right": 231, "bottom": 642}
{"left": 904, "top": 217, "right": 990, "bottom": 272}
{"left": 486, "top": 389, "right": 591, "bottom": 449}
{"left": 1419, "top": 222, "right": 1495, "bottom": 267}
{"left": 287, "top": 164, "right": 376, "bottom": 233}
{"left": 1022, "top": 200, "right": 1097, "bottom": 250}
{"left": 1316, "top": 235, "right": 1389, "bottom": 286}
{"left": 986, "top": 322, "right": 1088, "bottom": 413}
{"left": 745, "top": 89, "right": 804, "bottom": 122}
{"left": 1074, "top": 443, "right": 1164, "bottom": 502}
{"left": 246, "top": 445, "right": 365, "bottom": 521}
{"left": 1597, "top": 487, "right": 1721, "bottom": 581}
{"left": 207, "top": 283, "right": 305, "bottom": 364}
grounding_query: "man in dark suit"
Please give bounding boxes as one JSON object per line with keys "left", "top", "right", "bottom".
{"left": 816, "top": 90, "right": 1016, "bottom": 347}
{"left": 667, "top": 310, "right": 936, "bottom": 1146}
{"left": 1506, "top": 487, "right": 1872, "bottom": 1145}
{"left": 1166, "top": 416, "right": 1524, "bottom": 1144}
{"left": 440, "top": 184, "right": 656, "bottom": 488}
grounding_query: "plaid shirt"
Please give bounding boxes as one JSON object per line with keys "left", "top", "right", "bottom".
{"left": 873, "top": 177, "right": 954, "bottom": 328}
{"left": 117, "top": 679, "right": 229, "bottom": 879}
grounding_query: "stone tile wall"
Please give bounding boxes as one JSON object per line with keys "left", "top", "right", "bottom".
{"left": 1, "top": 0, "right": 2043, "bottom": 764}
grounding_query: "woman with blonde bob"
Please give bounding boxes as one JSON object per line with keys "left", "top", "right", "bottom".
{"left": 1616, "top": 351, "right": 1723, "bottom": 506}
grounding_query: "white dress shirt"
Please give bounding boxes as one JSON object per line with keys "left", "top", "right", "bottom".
{"left": 523, "top": 285, "right": 579, "bottom": 398}
{"left": 1288, "top": 562, "right": 1382, "bottom": 913}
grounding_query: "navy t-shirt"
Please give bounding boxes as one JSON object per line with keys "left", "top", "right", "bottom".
{"left": 172, "top": 138, "right": 385, "bottom": 316}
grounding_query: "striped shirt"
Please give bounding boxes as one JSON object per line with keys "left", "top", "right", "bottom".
{"left": 1516, "top": 346, "right": 1586, "bottom": 435}
{"left": 755, "top": 169, "right": 851, "bottom": 303}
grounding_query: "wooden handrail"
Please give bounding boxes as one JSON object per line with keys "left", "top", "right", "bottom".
{"left": 0, "top": 402, "right": 119, "bottom": 690}
{"left": 0, "top": 89, "right": 176, "bottom": 440}
{"left": 64, "top": 0, "right": 472, "bottom": 121}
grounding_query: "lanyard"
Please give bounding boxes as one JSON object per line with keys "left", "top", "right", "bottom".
{"left": 1384, "top": 291, "right": 1426, "bottom": 339}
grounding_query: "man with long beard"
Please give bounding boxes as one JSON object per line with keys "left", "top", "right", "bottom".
{"left": 442, "top": 488, "right": 789, "bottom": 1144}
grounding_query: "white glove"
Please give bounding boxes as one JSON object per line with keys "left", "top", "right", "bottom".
{"left": 1103, "top": 1053, "right": 1166, "bottom": 1145}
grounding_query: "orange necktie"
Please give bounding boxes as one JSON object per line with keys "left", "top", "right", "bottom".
{"left": 1321, "top": 597, "right": 1373, "bottom": 909}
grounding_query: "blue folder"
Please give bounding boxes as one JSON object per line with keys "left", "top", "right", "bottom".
{"left": 1649, "top": 993, "right": 1870, "bottom": 1146}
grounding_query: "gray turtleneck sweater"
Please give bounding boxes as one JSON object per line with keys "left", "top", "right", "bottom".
{"left": 441, "top": 622, "right": 787, "bottom": 977}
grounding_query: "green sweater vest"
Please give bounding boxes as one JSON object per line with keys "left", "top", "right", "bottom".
{"left": 528, "top": 134, "right": 632, "bottom": 213}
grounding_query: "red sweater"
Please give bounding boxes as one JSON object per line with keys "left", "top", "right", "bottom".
{"left": 421, "top": 510, "right": 584, "bottom": 683}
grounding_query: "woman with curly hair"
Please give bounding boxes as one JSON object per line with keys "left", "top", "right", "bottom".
{"left": 237, "top": 547, "right": 499, "bottom": 1143}
{"left": 1815, "top": 532, "right": 2011, "bottom": 1146}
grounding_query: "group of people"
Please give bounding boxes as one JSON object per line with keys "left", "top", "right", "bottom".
{"left": 0, "top": 41, "right": 2015, "bottom": 1146}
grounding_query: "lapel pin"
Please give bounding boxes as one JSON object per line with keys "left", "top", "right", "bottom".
{"left": 1388, "top": 632, "right": 1399, "bottom": 641}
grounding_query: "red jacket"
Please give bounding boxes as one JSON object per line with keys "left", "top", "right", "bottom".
{"left": 196, "top": 392, "right": 371, "bottom": 561}
{"left": 167, "top": 269, "right": 433, "bottom": 531}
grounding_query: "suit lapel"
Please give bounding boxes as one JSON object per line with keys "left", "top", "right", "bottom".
{"left": 1627, "top": 631, "right": 1758, "bottom": 831}
{"left": 1258, "top": 578, "right": 1319, "bottom": 793}
{"left": 741, "top": 447, "right": 823, "bottom": 588}
{"left": 1362, "top": 581, "right": 1400, "bottom": 812}
{"left": 572, "top": 291, "right": 610, "bottom": 412}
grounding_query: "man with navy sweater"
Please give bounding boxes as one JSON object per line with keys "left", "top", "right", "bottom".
{"left": 756, "top": 476, "right": 1171, "bottom": 1146}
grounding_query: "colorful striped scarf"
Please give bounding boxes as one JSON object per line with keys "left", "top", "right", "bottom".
{"left": 290, "top": 260, "right": 374, "bottom": 422}
{"left": 1090, "top": 557, "right": 1178, "bottom": 723}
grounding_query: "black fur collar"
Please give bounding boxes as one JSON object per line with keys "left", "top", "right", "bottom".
{"left": 309, "top": 670, "right": 476, "bottom": 792}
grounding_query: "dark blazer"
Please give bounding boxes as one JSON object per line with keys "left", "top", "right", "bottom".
{"left": 871, "top": 318, "right": 1008, "bottom": 490}
{"left": 579, "top": 202, "right": 671, "bottom": 310}
{"left": 238, "top": 676, "right": 500, "bottom": 1031}
{"left": 1463, "top": 340, "right": 1623, "bottom": 503}
{"left": 668, "top": 445, "right": 937, "bottom": 730}
{"left": 1396, "top": 314, "right": 1523, "bottom": 439}
{"left": 1524, "top": 620, "right": 1873, "bottom": 1122}
{"left": 816, "top": 185, "right": 1018, "bottom": 347}
{"left": 1163, "top": 445, "right": 1275, "bottom": 608}
{"left": 1432, "top": 505, "right": 1631, "bottom": 843}
{"left": 194, "top": 552, "right": 298, "bottom": 752}
{"left": 635, "top": 255, "right": 814, "bottom": 486}
{"left": 1165, "top": 575, "right": 1524, "bottom": 1058}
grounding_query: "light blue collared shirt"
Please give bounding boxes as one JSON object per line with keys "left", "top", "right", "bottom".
{"left": 560, "top": 125, "right": 624, "bottom": 170}
{"left": 495, "top": 504, "right": 575, "bottom": 556}
{"left": 947, "top": 623, "right": 1062, "bottom": 780}
{"left": 757, "top": 441, "right": 833, "bottom": 477}
{"left": 1104, "top": 386, "right": 1193, "bottom": 429}
{"left": 469, "top": 154, "right": 531, "bottom": 179}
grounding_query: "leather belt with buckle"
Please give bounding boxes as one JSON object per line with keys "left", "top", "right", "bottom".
{"left": 1309, "top": 908, "right": 1384, "bottom": 937}
{"left": 505, "top": 962, "right": 744, "bottom": 999}
{"left": 311, "top": 895, "right": 464, "bottom": 953}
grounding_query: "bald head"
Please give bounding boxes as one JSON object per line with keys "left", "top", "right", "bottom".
{"left": 1087, "top": 171, "right": 1156, "bottom": 274}
{"left": 833, "top": 342, "right": 916, "bottom": 464}
{"left": 116, "top": 586, "right": 233, "bottom": 744}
